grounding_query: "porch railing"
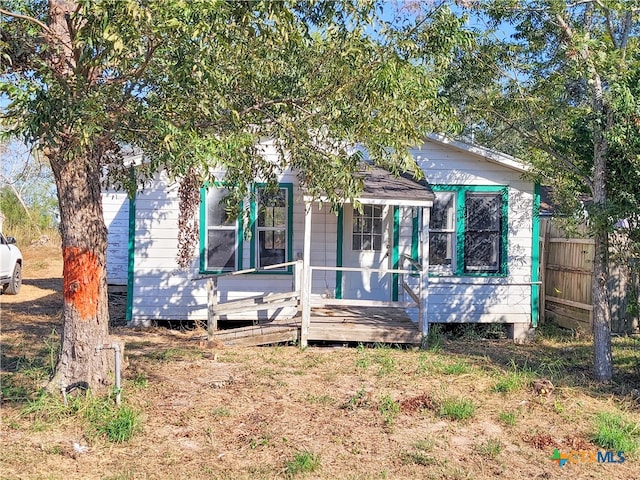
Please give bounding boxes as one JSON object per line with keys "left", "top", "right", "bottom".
{"left": 195, "top": 255, "right": 427, "bottom": 345}
{"left": 194, "top": 260, "right": 302, "bottom": 337}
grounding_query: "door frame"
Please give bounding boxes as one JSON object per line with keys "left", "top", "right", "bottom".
{"left": 339, "top": 203, "right": 393, "bottom": 301}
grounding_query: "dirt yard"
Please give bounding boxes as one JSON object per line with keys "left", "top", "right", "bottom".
{"left": 1, "top": 245, "right": 639, "bottom": 479}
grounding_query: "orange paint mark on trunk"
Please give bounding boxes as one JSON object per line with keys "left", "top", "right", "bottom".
{"left": 63, "top": 247, "right": 102, "bottom": 320}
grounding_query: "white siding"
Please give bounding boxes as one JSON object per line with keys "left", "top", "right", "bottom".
{"left": 128, "top": 166, "right": 341, "bottom": 325}
{"left": 122, "top": 138, "right": 536, "bottom": 327}
{"left": 410, "top": 139, "right": 535, "bottom": 325}
{"left": 102, "top": 190, "right": 130, "bottom": 285}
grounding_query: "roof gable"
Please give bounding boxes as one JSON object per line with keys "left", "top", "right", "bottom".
{"left": 425, "top": 134, "right": 529, "bottom": 174}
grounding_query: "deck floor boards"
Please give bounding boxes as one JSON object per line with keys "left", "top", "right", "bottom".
{"left": 211, "top": 306, "right": 421, "bottom": 346}
{"left": 308, "top": 307, "right": 421, "bottom": 344}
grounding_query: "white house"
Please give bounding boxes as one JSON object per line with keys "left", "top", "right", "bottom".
{"left": 103, "top": 134, "right": 541, "bottom": 344}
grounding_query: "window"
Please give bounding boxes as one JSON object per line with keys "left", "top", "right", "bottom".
{"left": 352, "top": 204, "right": 383, "bottom": 251}
{"left": 202, "top": 186, "right": 240, "bottom": 272}
{"left": 429, "top": 192, "right": 455, "bottom": 270}
{"left": 464, "top": 192, "right": 503, "bottom": 272}
{"left": 255, "top": 186, "right": 291, "bottom": 270}
{"left": 200, "top": 183, "right": 293, "bottom": 274}
{"left": 429, "top": 187, "right": 508, "bottom": 275}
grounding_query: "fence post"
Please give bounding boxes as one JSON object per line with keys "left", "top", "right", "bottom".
{"left": 207, "top": 277, "right": 218, "bottom": 339}
{"left": 539, "top": 219, "right": 551, "bottom": 324}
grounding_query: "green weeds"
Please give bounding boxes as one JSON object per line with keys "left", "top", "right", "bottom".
{"left": 442, "top": 360, "right": 471, "bottom": 375}
{"left": 400, "top": 439, "right": 436, "bottom": 466}
{"left": 342, "top": 387, "right": 370, "bottom": 410}
{"left": 592, "top": 411, "right": 639, "bottom": 453}
{"left": 477, "top": 438, "right": 503, "bottom": 458}
{"left": 22, "top": 391, "right": 140, "bottom": 443}
{"left": 378, "top": 394, "right": 400, "bottom": 428}
{"left": 305, "top": 393, "right": 335, "bottom": 406}
{"left": 438, "top": 397, "right": 476, "bottom": 421}
{"left": 355, "top": 344, "right": 397, "bottom": 376}
{"left": 211, "top": 407, "right": 231, "bottom": 417}
{"left": 285, "top": 450, "right": 320, "bottom": 477}
{"left": 498, "top": 411, "right": 517, "bottom": 426}
{"left": 492, "top": 360, "right": 535, "bottom": 393}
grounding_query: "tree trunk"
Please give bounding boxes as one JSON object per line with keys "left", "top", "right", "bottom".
{"left": 47, "top": 149, "right": 114, "bottom": 392}
{"left": 591, "top": 71, "right": 613, "bottom": 382}
{"left": 592, "top": 229, "right": 612, "bottom": 382}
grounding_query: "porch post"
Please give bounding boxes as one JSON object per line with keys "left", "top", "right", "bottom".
{"left": 301, "top": 201, "right": 313, "bottom": 347}
{"left": 207, "top": 277, "right": 218, "bottom": 340}
{"left": 420, "top": 207, "right": 430, "bottom": 335}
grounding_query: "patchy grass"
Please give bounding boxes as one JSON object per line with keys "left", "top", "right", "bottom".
{"left": 400, "top": 440, "right": 437, "bottom": 466}
{"left": 476, "top": 438, "right": 504, "bottom": 459}
{"left": 378, "top": 394, "right": 400, "bottom": 428}
{"left": 492, "top": 360, "right": 536, "bottom": 393}
{"left": 3, "top": 246, "right": 640, "bottom": 479}
{"left": 592, "top": 411, "right": 640, "bottom": 453}
{"left": 438, "top": 397, "right": 476, "bottom": 421}
{"left": 285, "top": 450, "right": 321, "bottom": 477}
{"left": 21, "top": 391, "right": 140, "bottom": 443}
{"left": 442, "top": 359, "right": 471, "bottom": 375}
{"left": 498, "top": 410, "right": 518, "bottom": 427}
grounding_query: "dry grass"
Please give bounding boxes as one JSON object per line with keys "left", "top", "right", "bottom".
{"left": 1, "top": 246, "right": 639, "bottom": 480}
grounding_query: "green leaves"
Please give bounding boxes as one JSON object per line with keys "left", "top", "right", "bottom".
{"left": 1, "top": 0, "right": 472, "bottom": 205}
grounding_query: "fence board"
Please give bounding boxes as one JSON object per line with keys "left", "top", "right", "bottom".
{"left": 539, "top": 218, "right": 638, "bottom": 334}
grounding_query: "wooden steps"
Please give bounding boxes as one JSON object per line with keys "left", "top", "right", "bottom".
{"left": 211, "top": 320, "right": 300, "bottom": 347}
{"left": 210, "top": 307, "right": 421, "bottom": 347}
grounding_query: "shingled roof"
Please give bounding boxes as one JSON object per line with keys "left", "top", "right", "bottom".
{"left": 357, "top": 164, "right": 434, "bottom": 206}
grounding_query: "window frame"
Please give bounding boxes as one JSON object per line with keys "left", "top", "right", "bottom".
{"left": 430, "top": 185, "right": 509, "bottom": 277}
{"left": 199, "top": 183, "right": 244, "bottom": 274}
{"left": 351, "top": 204, "right": 385, "bottom": 252}
{"left": 250, "top": 183, "right": 294, "bottom": 274}
{"left": 428, "top": 191, "right": 457, "bottom": 274}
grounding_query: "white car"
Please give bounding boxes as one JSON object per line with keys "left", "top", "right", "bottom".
{"left": 0, "top": 233, "right": 23, "bottom": 295}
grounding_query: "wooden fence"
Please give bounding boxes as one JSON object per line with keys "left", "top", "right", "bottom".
{"left": 539, "top": 218, "right": 639, "bottom": 334}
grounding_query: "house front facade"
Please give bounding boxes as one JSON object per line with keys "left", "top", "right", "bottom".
{"left": 103, "top": 135, "right": 540, "bottom": 342}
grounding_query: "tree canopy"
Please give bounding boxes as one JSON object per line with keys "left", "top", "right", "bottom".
{"left": 449, "top": 0, "right": 640, "bottom": 381}
{"left": 0, "top": 0, "right": 473, "bottom": 390}
{"left": 2, "top": 0, "right": 471, "bottom": 196}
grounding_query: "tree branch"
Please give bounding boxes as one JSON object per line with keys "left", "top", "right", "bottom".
{"left": 0, "top": 7, "right": 54, "bottom": 37}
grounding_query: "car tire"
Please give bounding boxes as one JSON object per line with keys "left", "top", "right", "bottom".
{"left": 5, "top": 262, "right": 21, "bottom": 295}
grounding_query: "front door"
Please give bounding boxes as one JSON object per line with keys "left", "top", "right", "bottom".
{"left": 342, "top": 204, "right": 391, "bottom": 300}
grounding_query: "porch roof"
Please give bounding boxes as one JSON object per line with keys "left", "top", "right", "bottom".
{"left": 305, "top": 164, "right": 435, "bottom": 207}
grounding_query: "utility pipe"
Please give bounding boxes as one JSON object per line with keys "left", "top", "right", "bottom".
{"left": 95, "top": 343, "right": 122, "bottom": 405}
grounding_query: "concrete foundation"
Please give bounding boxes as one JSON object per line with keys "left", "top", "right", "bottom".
{"left": 508, "top": 323, "right": 535, "bottom": 344}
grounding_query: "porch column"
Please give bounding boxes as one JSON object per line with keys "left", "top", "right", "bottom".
{"left": 300, "top": 201, "right": 313, "bottom": 347}
{"left": 420, "top": 206, "right": 430, "bottom": 335}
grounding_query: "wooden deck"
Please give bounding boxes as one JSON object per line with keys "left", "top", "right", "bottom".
{"left": 211, "top": 306, "right": 421, "bottom": 346}
{"left": 308, "top": 307, "right": 421, "bottom": 344}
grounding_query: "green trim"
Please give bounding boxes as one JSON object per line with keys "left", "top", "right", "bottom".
{"left": 500, "top": 187, "right": 509, "bottom": 275}
{"left": 392, "top": 206, "right": 400, "bottom": 301}
{"left": 455, "top": 188, "right": 466, "bottom": 274}
{"left": 335, "top": 206, "right": 344, "bottom": 299}
{"left": 250, "top": 183, "right": 294, "bottom": 274}
{"left": 125, "top": 182, "right": 136, "bottom": 323}
{"left": 199, "top": 188, "right": 207, "bottom": 273}
{"left": 411, "top": 208, "right": 419, "bottom": 266}
{"left": 531, "top": 184, "right": 541, "bottom": 327}
{"left": 237, "top": 209, "right": 244, "bottom": 271}
{"left": 249, "top": 185, "right": 256, "bottom": 269}
{"left": 431, "top": 185, "right": 510, "bottom": 277}
{"left": 199, "top": 183, "right": 243, "bottom": 274}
